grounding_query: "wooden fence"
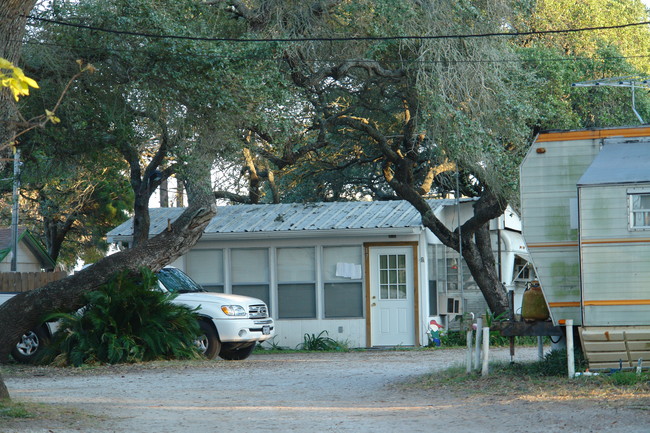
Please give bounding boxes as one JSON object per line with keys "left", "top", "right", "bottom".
{"left": 0, "top": 271, "right": 67, "bottom": 293}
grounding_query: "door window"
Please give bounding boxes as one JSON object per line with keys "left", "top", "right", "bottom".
{"left": 379, "top": 254, "right": 407, "bottom": 300}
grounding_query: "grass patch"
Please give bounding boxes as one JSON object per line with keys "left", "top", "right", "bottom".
{"left": 0, "top": 398, "right": 102, "bottom": 431}
{"left": 0, "top": 400, "right": 32, "bottom": 418}
{"left": 408, "top": 351, "right": 650, "bottom": 403}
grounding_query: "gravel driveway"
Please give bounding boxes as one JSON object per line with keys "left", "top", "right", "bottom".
{"left": 3, "top": 347, "right": 650, "bottom": 433}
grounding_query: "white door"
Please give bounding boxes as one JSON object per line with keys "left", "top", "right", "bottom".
{"left": 369, "top": 247, "right": 415, "bottom": 346}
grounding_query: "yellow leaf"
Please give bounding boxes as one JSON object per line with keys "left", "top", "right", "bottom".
{"left": 45, "top": 109, "right": 61, "bottom": 124}
{"left": 22, "top": 76, "right": 39, "bottom": 89}
{"left": 0, "top": 57, "right": 39, "bottom": 101}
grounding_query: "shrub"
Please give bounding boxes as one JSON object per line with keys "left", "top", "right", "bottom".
{"left": 47, "top": 268, "right": 201, "bottom": 366}
{"left": 299, "top": 331, "right": 348, "bottom": 351}
{"left": 508, "top": 348, "right": 588, "bottom": 377}
{"left": 439, "top": 330, "right": 547, "bottom": 348}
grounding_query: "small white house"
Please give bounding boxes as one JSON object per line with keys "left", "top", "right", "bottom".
{"left": 107, "top": 199, "right": 531, "bottom": 349}
{"left": 0, "top": 227, "right": 56, "bottom": 272}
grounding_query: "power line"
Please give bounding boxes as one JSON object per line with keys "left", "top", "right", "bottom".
{"left": 19, "top": 38, "right": 650, "bottom": 66}
{"left": 25, "top": 14, "right": 650, "bottom": 44}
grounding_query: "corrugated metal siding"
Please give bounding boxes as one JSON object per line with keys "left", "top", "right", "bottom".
{"left": 581, "top": 244, "right": 650, "bottom": 326}
{"left": 107, "top": 199, "right": 468, "bottom": 239}
{"left": 520, "top": 138, "right": 600, "bottom": 326}
{"left": 521, "top": 139, "right": 600, "bottom": 244}
{"left": 579, "top": 186, "right": 629, "bottom": 239}
{"left": 579, "top": 185, "right": 650, "bottom": 326}
{"left": 531, "top": 249, "right": 582, "bottom": 324}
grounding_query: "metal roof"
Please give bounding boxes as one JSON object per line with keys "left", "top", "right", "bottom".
{"left": 578, "top": 140, "right": 650, "bottom": 186}
{"left": 107, "top": 199, "right": 470, "bottom": 241}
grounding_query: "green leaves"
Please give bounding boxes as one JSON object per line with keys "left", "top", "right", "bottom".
{"left": 46, "top": 268, "right": 201, "bottom": 366}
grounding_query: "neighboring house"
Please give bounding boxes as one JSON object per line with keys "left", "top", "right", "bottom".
{"left": 520, "top": 125, "right": 650, "bottom": 369}
{"left": 0, "top": 227, "right": 55, "bottom": 272}
{"left": 107, "top": 199, "right": 532, "bottom": 349}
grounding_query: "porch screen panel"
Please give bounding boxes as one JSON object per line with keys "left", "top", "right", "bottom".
{"left": 277, "top": 248, "right": 316, "bottom": 319}
{"left": 323, "top": 246, "right": 363, "bottom": 318}
{"left": 231, "top": 249, "right": 270, "bottom": 311}
{"left": 324, "top": 282, "right": 363, "bottom": 318}
{"left": 232, "top": 284, "right": 270, "bottom": 308}
{"left": 186, "top": 249, "right": 224, "bottom": 292}
{"left": 278, "top": 283, "right": 317, "bottom": 318}
{"left": 427, "top": 245, "right": 442, "bottom": 315}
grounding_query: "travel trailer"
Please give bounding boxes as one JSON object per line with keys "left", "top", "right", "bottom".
{"left": 520, "top": 126, "right": 650, "bottom": 370}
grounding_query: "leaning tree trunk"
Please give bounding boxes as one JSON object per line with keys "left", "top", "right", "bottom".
{"left": 390, "top": 178, "right": 510, "bottom": 315}
{"left": 461, "top": 224, "right": 510, "bottom": 315}
{"left": 0, "top": 200, "right": 216, "bottom": 365}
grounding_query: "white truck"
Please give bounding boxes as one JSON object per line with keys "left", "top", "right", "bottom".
{"left": 1, "top": 267, "right": 275, "bottom": 363}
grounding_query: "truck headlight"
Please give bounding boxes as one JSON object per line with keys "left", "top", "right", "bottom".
{"left": 221, "top": 305, "right": 247, "bottom": 317}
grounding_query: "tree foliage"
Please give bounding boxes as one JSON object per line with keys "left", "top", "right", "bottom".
{"left": 519, "top": 0, "right": 650, "bottom": 131}
{"left": 523, "top": 0, "right": 650, "bottom": 73}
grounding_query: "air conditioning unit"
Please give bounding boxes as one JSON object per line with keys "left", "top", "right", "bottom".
{"left": 438, "top": 294, "right": 462, "bottom": 315}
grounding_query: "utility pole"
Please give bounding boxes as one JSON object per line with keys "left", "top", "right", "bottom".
{"left": 10, "top": 148, "right": 20, "bottom": 272}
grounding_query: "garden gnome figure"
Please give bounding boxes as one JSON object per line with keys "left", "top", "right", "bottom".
{"left": 429, "top": 319, "right": 443, "bottom": 347}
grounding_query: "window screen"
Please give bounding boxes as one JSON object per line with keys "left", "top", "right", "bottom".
{"left": 186, "top": 249, "right": 224, "bottom": 292}
{"left": 323, "top": 246, "right": 363, "bottom": 318}
{"left": 231, "top": 249, "right": 270, "bottom": 311}
{"left": 233, "top": 284, "right": 270, "bottom": 308}
{"left": 231, "top": 249, "right": 268, "bottom": 283}
{"left": 278, "top": 283, "right": 316, "bottom": 319}
{"left": 324, "top": 282, "right": 363, "bottom": 318}
{"left": 277, "top": 248, "right": 316, "bottom": 319}
{"left": 277, "top": 247, "right": 315, "bottom": 282}
{"left": 323, "top": 246, "right": 362, "bottom": 281}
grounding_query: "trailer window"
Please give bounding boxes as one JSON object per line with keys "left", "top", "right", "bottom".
{"left": 630, "top": 193, "right": 650, "bottom": 229}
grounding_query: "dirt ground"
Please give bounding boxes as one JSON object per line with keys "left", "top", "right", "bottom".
{"left": 2, "top": 347, "right": 650, "bottom": 433}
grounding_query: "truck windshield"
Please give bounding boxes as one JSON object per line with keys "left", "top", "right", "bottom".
{"left": 157, "top": 268, "right": 206, "bottom": 294}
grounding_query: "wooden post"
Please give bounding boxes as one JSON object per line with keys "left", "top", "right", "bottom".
{"left": 566, "top": 320, "right": 575, "bottom": 378}
{"left": 474, "top": 317, "right": 483, "bottom": 370}
{"left": 481, "top": 326, "right": 490, "bottom": 376}
{"left": 466, "top": 330, "right": 473, "bottom": 373}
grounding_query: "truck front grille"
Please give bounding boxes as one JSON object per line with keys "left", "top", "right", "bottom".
{"left": 249, "top": 304, "right": 268, "bottom": 318}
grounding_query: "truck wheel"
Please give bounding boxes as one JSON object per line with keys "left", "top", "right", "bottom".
{"left": 11, "top": 325, "right": 49, "bottom": 364}
{"left": 219, "top": 342, "right": 256, "bottom": 361}
{"left": 197, "top": 320, "right": 221, "bottom": 360}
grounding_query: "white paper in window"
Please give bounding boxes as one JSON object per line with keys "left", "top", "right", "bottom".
{"left": 336, "top": 262, "right": 362, "bottom": 279}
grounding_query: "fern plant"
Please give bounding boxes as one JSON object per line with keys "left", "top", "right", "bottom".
{"left": 47, "top": 268, "right": 201, "bottom": 366}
